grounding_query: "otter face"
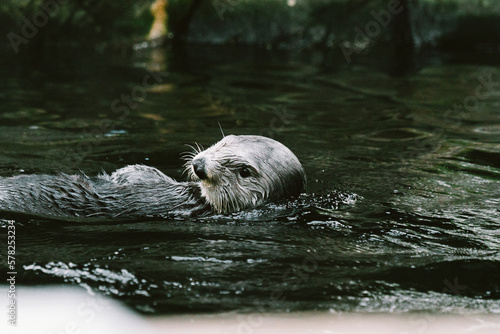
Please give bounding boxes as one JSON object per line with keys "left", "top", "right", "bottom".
{"left": 185, "top": 135, "right": 306, "bottom": 214}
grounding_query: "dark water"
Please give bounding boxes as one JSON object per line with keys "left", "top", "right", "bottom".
{"left": 1, "top": 45, "right": 499, "bottom": 315}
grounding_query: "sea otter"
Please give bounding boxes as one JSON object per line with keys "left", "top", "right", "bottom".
{"left": 0, "top": 135, "right": 306, "bottom": 219}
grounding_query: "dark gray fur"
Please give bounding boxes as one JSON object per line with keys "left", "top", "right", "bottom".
{"left": 0, "top": 165, "right": 206, "bottom": 219}
{"left": 0, "top": 135, "right": 306, "bottom": 220}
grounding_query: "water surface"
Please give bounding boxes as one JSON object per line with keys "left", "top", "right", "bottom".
{"left": 0, "top": 45, "right": 499, "bottom": 314}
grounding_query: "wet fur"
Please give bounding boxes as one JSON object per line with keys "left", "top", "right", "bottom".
{"left": 0, "top": 166, "right": 205, "bottom": 219}
{"left": 188, "top": 135, "right": 306, "bottom": 213}
{"left": 0, "top": 135, "right": 305, "bottom": 219}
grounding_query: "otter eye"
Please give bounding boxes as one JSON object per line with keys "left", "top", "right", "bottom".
{"left": 239, "top": 167, "right": 252, "bottom": 178}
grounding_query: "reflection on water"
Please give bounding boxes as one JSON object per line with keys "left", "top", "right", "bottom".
{"left": 0, "top": 45, "right": 499, "bottom": 314}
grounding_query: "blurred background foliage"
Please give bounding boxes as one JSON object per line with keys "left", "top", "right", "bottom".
{"left": 0, "top": 0, "right": 499, "bottom": 56}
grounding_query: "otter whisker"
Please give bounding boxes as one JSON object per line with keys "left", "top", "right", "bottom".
{"left": 180, "top": 151, "right": 196, "bottom": 162}
{"left": 184, "top": 144, "right": 201, "bottom": 156}
{"left": 194, "top": 142, "right": 205, "bottom": 153}
{"left": 180, "top": 146, "right": 199, "bottom": 179}
{"left": 218, "top": 122, "right": 225, "bottom": 138}
{"left": 181, "top": 160, "right": 196, "bottom": 179}
{"left": 180, "top": 167, "right": 189, "bottom": 178}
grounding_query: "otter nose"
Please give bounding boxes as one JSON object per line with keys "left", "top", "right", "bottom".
{"left": 191, "top": 157, "right": 208, "bottom": 180}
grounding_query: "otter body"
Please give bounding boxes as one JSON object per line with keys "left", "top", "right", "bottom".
{"left": 0, "top": 135, "right": 306, "bottom": 220}
{"left": 0, "top": 165, "right": 205, "bottom": 219}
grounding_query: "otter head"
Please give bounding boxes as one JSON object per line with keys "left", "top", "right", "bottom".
{"left": 186, "top": 135, "right": 306, "bottom": 214}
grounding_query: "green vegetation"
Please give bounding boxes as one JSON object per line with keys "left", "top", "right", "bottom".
{"left": 1, "top": 0, "right": 499, "bottom": 55}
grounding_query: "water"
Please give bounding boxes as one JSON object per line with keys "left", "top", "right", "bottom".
{"left": 0, "top": 45, "right": 499, "bottom": 315}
